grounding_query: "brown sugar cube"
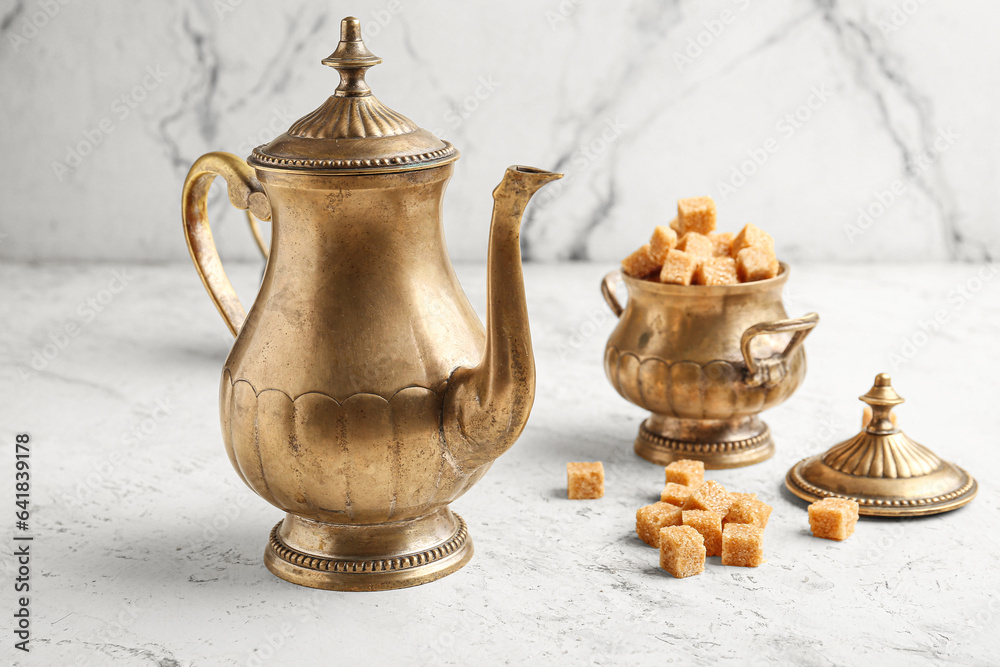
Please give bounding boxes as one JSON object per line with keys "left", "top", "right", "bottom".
{"left": 709, "top": 232, "right": 734, "bottom": 257}
{"left": 863, "top": 406, "right": 898, "bottom": 429}
{"left": 677, "top": 196, "right": 717, "bottom": 235}
{"left": 724, "top": 497, "right": 773, "bottom": 529}
{"left": 682, "top": 510, "right": 723, "bottom": 557}
{"left": 622, "top": 244, "right": 660, "bottom": 279}
{"left": 676, "top": 232, "right": 714, "bottom": 265}
{"left": 669, "top": 217, "right": 683, "bottom": 234}
{"left": 660, "top": 482, "right": 693, "bottom": 506}
{"left": 721, "top": 523, "right": 765, "bottom": 567}
{"left": 664, "top": 459, "right": 704, "bottom": 487}
{"left": 658, "top": 250, "right": 699, "bottom": 286}
{"left": 648, "top": 225, "right": 678, "bottom": 263}
{"left": 566, "top": 462, "right": 604, "bottom": 499}
{"left": 659, "top": 525, "right": 706, "bottom": 578}
{"left": 808, "top": 497, "right": 860, "bottom": 541}
{"left": 731, "top": 223, "right": 775, "bottom": 256}
{"left": 636, "top": 502, "right": 683, "bottom": 547}
{"left": 735, "top": 246, "right": 779, "bottom": 283}
{"left": 730, "top": 492, "right": 758, "bottom": 502}
{"left": 694, "top": 256, "right": 739, "bottom": 286}
{"left": 683, "top": 480, "right": 733, "bottom": 516}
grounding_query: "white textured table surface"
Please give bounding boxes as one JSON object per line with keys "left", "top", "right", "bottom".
{"left": 2, "top": 261, "right": 998, "bottom": 666}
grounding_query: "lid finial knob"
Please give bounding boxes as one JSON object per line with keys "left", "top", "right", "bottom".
{"left": 322, "top": 17, "right": 383, "bottom": 98}
{"left": 860, "top": 372, "right": 904, "bottom": 434}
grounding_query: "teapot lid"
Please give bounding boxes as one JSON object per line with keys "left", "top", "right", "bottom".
{"left": 785, "top": 373, "right": 978, "bottom": 516}
{"left": 248, "top": 17, "right": 458, "bottom": 174}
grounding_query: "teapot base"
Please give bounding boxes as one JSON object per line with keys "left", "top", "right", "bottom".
{"left": 263, "top": 508, "right": 473, "bottom": 591}
{"left": 634, "top": 415, "right": 775, "bottom": 470}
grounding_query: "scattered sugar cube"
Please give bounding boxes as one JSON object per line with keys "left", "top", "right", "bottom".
{"left": 676, "top": 232, "right": 714, "bottom": 263}
{"left": 731, "top": 223, "right": 774, "bottom": 256}
{"left": 735, "top": 246, "right": 779, "bottom": 282}
{"left": 677, "top": 196, "right": 717, "bottom": 236}
{"left": 659, "top": 525, "right": 706, "bottom": 578}
{"left": 709, "top": 232, "right": 734, "bottom": 257}
{"left": 636, "top": 502, "right": 684, "bottom": 547}
{"left": 683, "top": 480, "right": 733, "bottom": 516}
{"left": 721, "top": 523, "right": 764, "bottom": 567}
{"left": 649, "top": 225, "right": 679, "bottom": 263}
{"left": 566, "top": 462, "right": 604, "bottom": 499}
{"left": 694, "top": 256, "right": 739, "bottom": 286}
{"left": 724, "top": 496, "right": 773, "bottom": 529}
{"left": 863, "top": 406, "right": 898, "bottom": 430}
{"left": 661, "top": 482, "right": 693, "bottom": 506}
{"left": 622, "top": 244, "right": 660, "bottom": 278}
{"left": 665, "top": 459, "right": 705, "bottom": 487}
{"left": 682, "top": 510, "right": 724, "bottom": 557}
{"left": 808, "top": 497, "right": 860, "bottom": 541}
{"left": 658, "top": 250, "right": 699, "bottom": 285}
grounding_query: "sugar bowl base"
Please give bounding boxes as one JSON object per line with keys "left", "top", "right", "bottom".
{"left": 634, "top": 414, "right": 775, "bottom": 469}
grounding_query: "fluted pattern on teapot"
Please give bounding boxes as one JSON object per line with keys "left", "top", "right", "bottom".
{"left": 220, "top": 370, "right": 491, "bottom": 524}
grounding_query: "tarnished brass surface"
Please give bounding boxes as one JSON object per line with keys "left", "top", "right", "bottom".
{"left": 602, "top": 265, "right": 818, "bottom": 469}
{"left": 786, "top": 373, "right": 978, "bottom": 517}
{"left": 181, "top": 17, "right": 561, "bottom": 590}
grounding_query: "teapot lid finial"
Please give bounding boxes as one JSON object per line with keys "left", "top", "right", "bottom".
{"left": 248, "top": 16, "right": 459, "bottom": 174}
{"left": 322, "top": 17, "right": 383, "bottom": 97}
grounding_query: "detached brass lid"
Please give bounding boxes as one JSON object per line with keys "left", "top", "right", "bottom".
{"left": 248, "top": 17, "right": 458, "bottom": 174}
{"left": 786, "top": 373, "right": 977, "bottom": 517}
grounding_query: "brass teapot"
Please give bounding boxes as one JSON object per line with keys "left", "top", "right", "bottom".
{"left": 181, "top": 18, "right": 561, "bottom": 591}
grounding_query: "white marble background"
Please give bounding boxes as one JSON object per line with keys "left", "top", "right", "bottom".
{"left": 1, "top": 0, "right": 998, "bottom": 263}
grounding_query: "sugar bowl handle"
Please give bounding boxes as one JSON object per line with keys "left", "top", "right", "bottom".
{"left": 601, "top": 270, "right": 625, "bottom": 317}
{"left": 740, "top": 312, "right": 819, "bottom": 385}
{"left": 182, "top": 152, "right": 272, "bottom": 337}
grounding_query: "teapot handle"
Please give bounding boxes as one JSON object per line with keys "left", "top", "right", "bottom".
{"left": 601, "top": 270, "right": 625, "bottom": 317}
{"left": 181, "top": 152, "right": 272, "bottom": 337}
{"left": 740, "top": 312, "right": 819, "bottom": 384}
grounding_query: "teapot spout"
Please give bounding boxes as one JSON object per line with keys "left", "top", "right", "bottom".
{"left": 443, "top": 166, "right": 562, "bottom": 469}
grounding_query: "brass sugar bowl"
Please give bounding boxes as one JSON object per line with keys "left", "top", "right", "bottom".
{"left": 602, "top": 265, "right": 818, "bottom": 468}
{"left": 181, "top": 18, "right": 561, "bottom": 590}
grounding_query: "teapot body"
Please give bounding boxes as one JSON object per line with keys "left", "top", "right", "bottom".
{"left": 221, "top": 164, "right": 492, "bottom": 525}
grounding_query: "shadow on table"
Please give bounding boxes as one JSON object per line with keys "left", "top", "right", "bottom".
{"left": 57, "top": 514, "right": 288, "bottom": 596}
